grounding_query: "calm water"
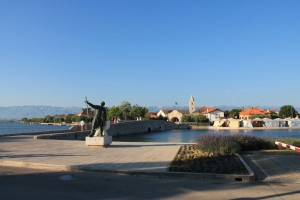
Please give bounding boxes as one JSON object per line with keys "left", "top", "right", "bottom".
{"left": 113, "top": 129, "right": 300, "bottom": 143}
{"left": 0, "top": 122, "right": 69, "bottom": 135}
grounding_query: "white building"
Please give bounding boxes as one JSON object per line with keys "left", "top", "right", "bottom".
{"left": 157, "top": 110, "right": 170, "bottom": 118}
{"left": 202, "top": 107, "right": 224, "bottom": 122}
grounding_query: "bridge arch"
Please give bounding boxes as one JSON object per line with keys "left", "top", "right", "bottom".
{"left": 170, "top": 117, "right": 179, "bottom": 123}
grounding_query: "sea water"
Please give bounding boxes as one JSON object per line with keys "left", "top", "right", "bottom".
{"left": 0, "top": 122, "right": 69, "bottom": 135}
{"left": 114, "top": 129, "right": 300, "bottom": 143}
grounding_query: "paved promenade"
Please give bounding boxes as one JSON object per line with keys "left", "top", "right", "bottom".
{"left": 242, "top": 152, "right": 300, "bottom": 183}
{"left": 1, "top": 135, "right": 300, "bottom": 183}
{"left": 0, "top": 135, "right": 182, "bottom": 173}
{"left": 1, "top": 134, "right": 300, "bottom": 199}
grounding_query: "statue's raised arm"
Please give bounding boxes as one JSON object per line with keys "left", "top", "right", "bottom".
{"left": 85, "top": 100, "right": 100, "bottom": 109}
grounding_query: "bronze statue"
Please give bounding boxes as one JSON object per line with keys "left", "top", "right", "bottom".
{"left": 84, "top": 100, "right": 107, "bottom": 137}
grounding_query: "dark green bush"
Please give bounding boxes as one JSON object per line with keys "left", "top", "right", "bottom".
{"left": 198, "top": 134, "right": 300, "bottom": 154}
{"left": 198, "top": 134, "right": 241, "bottom": 156}
{"left": 231, "top": 135, "right": 273, "bottom": 151}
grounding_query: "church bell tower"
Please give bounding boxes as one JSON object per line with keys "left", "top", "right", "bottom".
{"left": 189, "top": 95, "right": 195, "bottom": 114}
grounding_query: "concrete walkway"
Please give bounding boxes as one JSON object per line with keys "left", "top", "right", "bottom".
{"left": 2, "top": 135, "right": 300, "bottom": 183}
{"left": 0, "top": 135, "right": 182, "bottom": 173}
{"left": 242, "top": 152, "right": 300, "bottom": 183}
{"left": 2, "top": 135, "right": 300, "bottom": 199}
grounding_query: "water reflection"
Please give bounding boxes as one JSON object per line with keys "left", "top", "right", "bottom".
{"left": 113, "top": 129, "right": 300, "bottom": 143}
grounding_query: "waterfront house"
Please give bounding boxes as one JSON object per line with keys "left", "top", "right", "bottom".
{"left": 157, "top": 110, "right": 170, "bottom": 118}
{"left": 239, "top": 107, "right": 271, "bottom": 120}
{"left": 194, "top": 106, "right": 224, "bottom": 122}
{"left": 149, "top": 112, "right": 159, "bottom": 119}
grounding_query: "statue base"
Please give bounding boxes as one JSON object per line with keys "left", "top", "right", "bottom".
{"left": 85, "top": 136, "right": 112, "bottom": 147}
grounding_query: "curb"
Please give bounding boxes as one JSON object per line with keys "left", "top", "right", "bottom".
{"left": 0, "top": 156, "right": 255, "bottom": 182}
{"left": 0, "top": 129, "right": 73, "bottom": 138}
{"left": 0, "top": 160, "right": 73, "bottom": 171}
{"left": 33, "top": 131, "right": 90, "bottom": 140}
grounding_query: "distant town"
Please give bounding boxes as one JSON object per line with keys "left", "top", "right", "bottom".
{"left": 4, "top": 96, "right": 297, "bottom": 129}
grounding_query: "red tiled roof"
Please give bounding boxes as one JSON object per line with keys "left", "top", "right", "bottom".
{"left": 197, "top": 106, "right": 208, "bottom": 113}
{"left": 202, "top": 108, "right": 219, "bottom": 114}
{"left": 197, "top": 106, "right": 220, "bottom": 114}
{"left": 240, "top": 108, "right": 270, "bottom": 115}
{"left": 149, "top": 113, "right": 158, "bottom": 119}
{"left": 162, "top": 110, "right": 169, "bottom": 114}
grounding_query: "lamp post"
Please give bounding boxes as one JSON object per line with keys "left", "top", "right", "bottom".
{"left": 85, "top": 96, "right": 89, "bottom": 122}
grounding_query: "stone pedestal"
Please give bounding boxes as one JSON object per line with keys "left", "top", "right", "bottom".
{"left": 85, "top": 135, "right": 112, "bottom": 147}
{"left": 85, "top": 121, "right": 112, "bottom": 147}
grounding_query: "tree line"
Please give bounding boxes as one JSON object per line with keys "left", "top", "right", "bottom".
{"left": 21, "top": 101, "right": 149, "bottom": 124}
{"left": 224, "top": 105, "right": 299, "bottom": 119}
{"left": 21, "top": 104, "right": 299, "bottom": 124}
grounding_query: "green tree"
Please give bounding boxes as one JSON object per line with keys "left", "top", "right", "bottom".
{"left": 119, "top": 101, "right": 132, "bottom": 120}
{"left": 279, "top": 105, "right": 298, "bottom": 118}
{"left": 193, "top": 114, "right": 209, "bottom": 123}
{"left": 66, "top": 114, "right": 75, "bottom": 123}
{"left": 229, "top": 109, "right": 242, "bottom": 119}
{"left": 182, "top": 114, "right": 208, "bottom": 123}
{"left": 250, "top": 114, "right": 270, "bottom": 119}
{"left": 21, "top": 118, "right": 28, "bottom": 123}
{"left": 129, "top": 105, "right": 149, "bottom": 119}
{"left": 43, "top": 115, "right": 54, "bottom": 123}
{"left": 144, "top": 112, "right": 151, "bottom": 120}
{"left": 270, "top": 112, "right": 279, "bottom": 119}
{"left": 53, "top": 116, "right": 63, "bottom": 123}
{"left": 71, "top": 115, "right": 81, "bottom": 122}
{"left": 108, "top": 106, "right": 122, "bottom": 120}
{"left": 182, "top": 115, "right": 193, "bottom": 122}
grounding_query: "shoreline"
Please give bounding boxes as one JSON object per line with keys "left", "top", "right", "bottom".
{"left": 191, "top": 125, "right": 300, "bottom": 131}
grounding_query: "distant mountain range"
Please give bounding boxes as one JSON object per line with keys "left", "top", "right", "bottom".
{"left": 0, "top": 106, "right": 82, "bottom": 120}
{"left": 1, "top": 105, "right": 299, "bottom": 120}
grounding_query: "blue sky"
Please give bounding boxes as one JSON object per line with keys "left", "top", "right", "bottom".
{"left": 1, "top": 0, "right": 300, "bottom": 108}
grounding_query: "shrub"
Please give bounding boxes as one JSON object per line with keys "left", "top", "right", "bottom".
{"left": 231, "top": 135, "right": 271, "bottom": 151}
{"left": 198, "top": 134, "right": 300, "bottom": 154}
{"left": 198, "top": 134, "right": 241, "bottom": 156}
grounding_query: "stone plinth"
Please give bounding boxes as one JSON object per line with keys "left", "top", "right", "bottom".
{"left": 85, "top": 136, "right": 112, "bottom": 147}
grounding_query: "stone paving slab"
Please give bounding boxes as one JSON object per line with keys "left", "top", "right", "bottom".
{"left": 242, "top": 153, "right": 300, "bottom": 183}
{"left": 0, "top": 136, "right": 182, "bottom": 173}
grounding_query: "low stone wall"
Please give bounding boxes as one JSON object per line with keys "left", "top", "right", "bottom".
{"left": 33, "top": 131, "right": 89, "bottom": 140}
{"left": 34, "top": 120, "right": 189, "bottom": 140}
{"left": 0, "top": 129, "right": 74, "bottom": 138}
{"left": 108, "top": 120, "right": 188, "bottom": 136}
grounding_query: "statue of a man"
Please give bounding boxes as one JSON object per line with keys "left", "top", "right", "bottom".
{"left": 84, "top": 100, "right": 107, "bottom": 137}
